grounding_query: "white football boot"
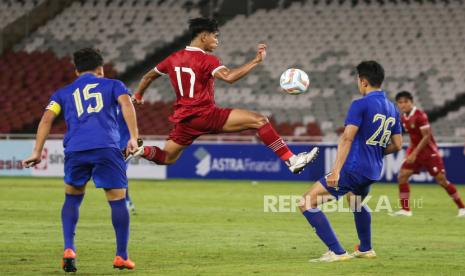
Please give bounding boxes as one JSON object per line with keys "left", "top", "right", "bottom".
{"left": 389, "top": 209, "right": 413, "bottom": 217}
{"left": 351, "top": 247, "right": 377, "bottom": 259}
{"left": 309, "top": 251, "right": 353, "bottom": 263}
{"left": 126, "top": 198, "right": 136, "bottom": 214}
{"left": 457, "top": 208, "right": 465, "bottom": 218}
{"left": 125, "top": 146, "right": 144, "bottom": 162}
{"left": 286, "top": 147, "right": 319, "bottom": 174}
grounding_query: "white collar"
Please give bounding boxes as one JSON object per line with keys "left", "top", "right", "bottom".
{"left": 185, "top": 46, "right": 205, "bottom": 53}
{"left": 406, "top": 106, "right": 417, "bottom": 119}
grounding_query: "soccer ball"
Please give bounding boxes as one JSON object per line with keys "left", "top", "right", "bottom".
{"left": 279, "top": 68, "right": 310, "bottom": 95}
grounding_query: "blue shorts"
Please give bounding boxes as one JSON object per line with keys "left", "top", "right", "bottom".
{"left": 320, "top": 169, "right": 375, "bottom": 199}
{"left": 64, "top": 148, "right": 128, "bottom": 189}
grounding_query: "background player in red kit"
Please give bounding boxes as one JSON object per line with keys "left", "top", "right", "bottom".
{"left": 130, "top": 18, "right": 318, "bottom": 173}
{"left": 392, "top": 91, "right": 465, "bottom": 217}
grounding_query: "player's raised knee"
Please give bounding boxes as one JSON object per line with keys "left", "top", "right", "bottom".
{"left": 254, "top": 113, "right": 269, "bottom": 128}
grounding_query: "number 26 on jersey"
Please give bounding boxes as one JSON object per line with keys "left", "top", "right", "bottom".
{"left": 366, "top": 114, "right": 396, "bottom": 147}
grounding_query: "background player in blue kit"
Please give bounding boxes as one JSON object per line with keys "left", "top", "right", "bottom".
{"left": 298, "top": 61, "right": 403, "bottom": 262}
{"left": 22, "top": 48, "right": 139, "bottom": 272}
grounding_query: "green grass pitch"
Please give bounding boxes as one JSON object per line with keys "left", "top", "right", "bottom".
{"left": 0, "top": 177, "right": 464, "bottom": 275}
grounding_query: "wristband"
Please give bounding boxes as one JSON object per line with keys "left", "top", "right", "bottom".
{"left": 134, "top": 93, "right": 143, "bottom": 101}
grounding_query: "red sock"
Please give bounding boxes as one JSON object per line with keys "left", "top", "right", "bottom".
{"left": 399, "top": 183, "right": 410, "bottom": 211}
{"left": 257, "top": 123, "right": 293, "bottom": 161}
{"left": 143, "top": 146, "right": 167, "bottom": 165}
{"left": 444, "top": 183, "right": 465, "bottom": 209}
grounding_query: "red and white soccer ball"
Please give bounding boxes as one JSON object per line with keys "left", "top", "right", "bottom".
{"left": 280, "top": 68, "right": 310, "bottom": 95}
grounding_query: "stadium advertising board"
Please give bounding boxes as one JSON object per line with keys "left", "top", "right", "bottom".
{"left": 1, "top": 140, "right": 464, "bottom": 183}
{"left": 0, "top": 140, "right": 32, "bottom": 176}
{"left": 167, "top": 143, "right": 465, "bottom": 184}
{"left": 0, "top": 140, "right": 166, "bottom": 179}
{"left": 167, "top": 144, "right": 323, "bottom": 181}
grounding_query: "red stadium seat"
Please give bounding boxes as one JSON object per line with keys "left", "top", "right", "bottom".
{"left": 0, "top": 51, "right": 117, "bottom": 134}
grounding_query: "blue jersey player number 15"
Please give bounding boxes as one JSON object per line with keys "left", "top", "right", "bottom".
{"left": 22, "top": 48, "right": 139, "bottom": 272}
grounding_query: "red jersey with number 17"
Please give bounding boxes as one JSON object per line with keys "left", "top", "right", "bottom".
{"left": 154, "top": 46, "right": 225, "bottom": 123}
{"left": 401, "top": 107, "right": 439, "bottom": 157}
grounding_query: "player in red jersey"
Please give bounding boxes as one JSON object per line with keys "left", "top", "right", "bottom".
{"left": 129, "top": 18, "right": 318, "bottom": 173}
{"left": 392, "top": 91, "right": 465, "bottom": 217}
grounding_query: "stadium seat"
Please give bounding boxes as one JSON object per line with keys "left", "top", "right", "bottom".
{"left": 0, "top": 50, "right": 116, "bottom": 133}
{"left": 16, "top": 0, "right": 201, "bottom": 73}
{"left": 0, "top": 0, "right": 43, "bottom": 29}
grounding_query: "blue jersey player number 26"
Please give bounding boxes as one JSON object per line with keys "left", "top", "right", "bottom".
{"left": 297, "top": 61, "right": 403, "bottom": 263}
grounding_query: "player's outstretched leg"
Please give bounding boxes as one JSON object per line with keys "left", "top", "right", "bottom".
{"left": 300, "top": 182, "right": 352, "bottom": 262}
{"left": 223, "top": 109, "right": 319, "bottom": 174}
{"left": 61, "top": 185, "right": 85, "bottom": 272}
{"left": 435, "top": 173, "right": 465, "bottom": 217}
{"left": 347, "top": 193, "right": 376, "bottom": 258}
{"left": 130, "top": 139, "right": 186, "bottom": 166}
{"left": 106, "top": 189, "right": 135, "bottom": 270}
{"left": 257, "top": 121, "right": 319, "bottom": 173}
{"left": 124, "top": 138, "right": 145, "bottom": 163}
{"left": 390, "top": 169, "right": 413, "bottom": 217}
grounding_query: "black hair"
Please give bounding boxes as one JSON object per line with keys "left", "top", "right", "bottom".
{"left": 73, "top": 48, "right": 104, "bottom": 72}
{"left": 188, "top": 17, "right": 219, "bottom": 40}
{"left": 356, "top": 60, "right": 385, "bottom": 87}
{"left": 395, "top": 91, "right": 414, "bottom": 102}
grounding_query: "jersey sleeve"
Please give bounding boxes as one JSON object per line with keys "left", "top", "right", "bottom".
{"left": 154, "top": 56, "right": 170, "bottom": 76}
{"left": 416, "top": 111, "right": 430, "bottom": 129}
{"left": 344, "top": 99, "right": 364, "bottom": 127}
{"left": 206, "top": 55, "right": 225, "bottom": 77}
{"left": 113, "top": 80, "right": 130, "bottom": 101}
{"left": 392, "top": 109, "right": 402, "bottom": 135}
{"left": 45, "top": 92, "right": 62, "bottom": 115}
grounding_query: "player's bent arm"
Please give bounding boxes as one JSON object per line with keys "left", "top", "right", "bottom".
{"left": 133, "top": 69, "right": 162, "bottom": 101}
{"left": 118, "top": 94, "right": 139, "bottom": 152}
{"left": 33, "top": 110, "right": 57, "bottom": 154}
{"left": 214, "top": 43, "right": 266, "bottom": 84}
{"left": 214, "top": 62, "right": 260, "bottom": 84}
{"left": 22, "top": 110, "right": 57, "bottom": 167}
{"left": 384, "top": 134, "right": 403, "bottom": 155}
{"left": 332, "top": 125, "right": 359, "bottom": 174}
{"left": 411, "top": 126, "right": 431, "bottom": 156}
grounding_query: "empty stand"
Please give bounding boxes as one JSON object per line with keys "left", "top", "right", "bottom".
{"left": 17, "top": 0, "right": 201, "bottom": 73}
{"left": 0, "top": 0, "right": 43, "bottom": 29}
{"left": 212, "top": 1, "right": 465, "bottom": 137}
{"left": 134, "top": 1, "right": 465, "bottom": 138}
{"left": 0, "top": 50, "right": 116, "bottom": 133}
{"left": 3, "top": 0, "right": 465, "bottom": 139}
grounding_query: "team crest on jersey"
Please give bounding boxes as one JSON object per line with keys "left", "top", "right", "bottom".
{"left": 410, "top": 123, "right": 415, "bottom": 129}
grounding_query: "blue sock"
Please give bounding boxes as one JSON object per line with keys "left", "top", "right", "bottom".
{"left": 302, "top": 208, "right": 345, "bottom": 254}
{"left": 353, "top": 205, "right": 372, "bottom": 252}
{"left": 109, "top": 198, "right": 130, "bottom": 259}
{"left": 61, "top": 193, "right": 84, "bottom": 251}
